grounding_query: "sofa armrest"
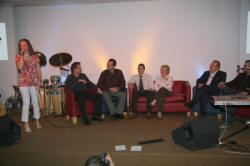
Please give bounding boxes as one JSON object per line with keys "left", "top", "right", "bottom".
{"left": 128, "top": 84, "right": 137, "bottom": 112}
{"left": 64, "top": 87, "right": 77, "bottom": 111}
{"left": 183, "top": 81, "right": 191, "bottom": 102}
{"left": 64, "top": 87, "right": 75, "bottom": 98}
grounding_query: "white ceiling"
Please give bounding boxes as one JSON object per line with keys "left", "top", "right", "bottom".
{"left": 0, "top": 0, "right": 153, "bottom": 7}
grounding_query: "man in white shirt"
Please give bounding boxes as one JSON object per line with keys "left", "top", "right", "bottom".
{"left": 128, "top": 64, "right": 154, "bottom": 119}
{"left": 150, "top": 65, "right": 173, "bottom": 119}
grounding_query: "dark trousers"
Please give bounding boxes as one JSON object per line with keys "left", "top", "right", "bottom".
{"left": 132, "top": 90, "right": 154, "bottom": 113}
{"left": 192, "top": 85, "right": 220, "bottom": 116}
{"left": 74, "top": 91, "right": 102, "bottom": 118}
{"left": 154, "top": 87, "right": 172, "bottom": 112}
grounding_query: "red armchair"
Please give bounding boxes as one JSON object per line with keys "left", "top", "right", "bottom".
{"left": 236, "top": 107, "right": 250, "bottom": 118}
{"left": 64, "top": 87, "right": 96, "bottom": 124}
{"left": 129, "top": 80, "right": 191, "bottom": 116}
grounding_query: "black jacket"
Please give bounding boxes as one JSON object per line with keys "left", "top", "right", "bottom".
{"left": 196, "top": 70, "right": 227, "bottom": 89}
{"left": 65, "top": 73, "right": 97, "bottom": 92}
{"left": 226, "top": 73, "right": 250, "bottom": 94}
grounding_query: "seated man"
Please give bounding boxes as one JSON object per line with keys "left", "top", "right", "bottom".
{"left": 150, "top": 65, "right": 174, "bottom": 119}
{"left": 128, "top": 64, "right": 154, "bottom": 119}
{"left": 219, "top": 60, "right": 250, "bottom": 127}
{"left": 65, "top": 62, "right": 102, "bottom": 125}
{"left": 185, "top": 60, "right": 226, "bottom": 116}
{"left": 97, "top": 58, "right": 126, "bottom": 119}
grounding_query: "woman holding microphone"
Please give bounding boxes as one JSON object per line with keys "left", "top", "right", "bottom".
{"left": 16, "top": 39, "right": 42, "bottom": 132}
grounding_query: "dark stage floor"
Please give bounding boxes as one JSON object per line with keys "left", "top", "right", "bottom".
{"left": 1, "top": 112, "right": 250, "bottom": 166}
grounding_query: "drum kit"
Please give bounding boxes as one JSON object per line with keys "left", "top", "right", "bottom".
{"left": 37, "top": 52, "right": 72, "bottom": 117}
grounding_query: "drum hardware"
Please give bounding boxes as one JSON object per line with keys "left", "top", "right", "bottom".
{"left": 49, "top": 53, "right": 72, "bottom": 85}
{"left": 59, "top": 67, "right": 70, "bottom": 79}
{"left": 4, "top": 86, "right": 22, "bottom": 113}
{"left": 39, "top": 52, "right": 71, "bottom": 117}
{"left": 33, "top": 51, "right": 47, "bottom": 67}
{"left": 39, "top": 82, "right": 66, "bottom": 117}
{"left": 51, "top": 86, "right": 66, "bottom": 117}
{"left": 59, "top": 67, "right": 69, "bottom": 71}
{"left": 50, "top": 75, "right": 61, "bottom": 86}
{"left": 39, "top": 85, "right": 52, "bottom": 117}
{"left": 49, "top": 53, "right": 72, "bottom": 67}
{"left": 42, "top": 79, "right": 49, "bottom": 85}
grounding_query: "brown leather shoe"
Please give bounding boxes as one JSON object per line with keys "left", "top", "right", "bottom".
{"left": 128, "top": 113, "right": 137, "bottom": 119}
{"left": 186, "top": 115, "right": 194, "bottom": 122}
{"left": 146, "top": 112, "right": 153, "bottom": 119}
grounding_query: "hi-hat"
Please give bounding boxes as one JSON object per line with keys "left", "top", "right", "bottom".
{"left": 34, "top": 51, "right": 47, "bottom": 67}
{"left": 49, "top": 53, "right": 72, "bottom": 67}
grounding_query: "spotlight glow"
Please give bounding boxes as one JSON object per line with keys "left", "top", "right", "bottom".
{"left": 131, "top": 29, "right": 157, "bottom": 74}
{"left": 84, "top": 39, "right": 108, "bottom": 71}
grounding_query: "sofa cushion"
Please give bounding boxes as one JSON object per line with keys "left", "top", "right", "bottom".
{"left": 138, "top": 95, "right": 185, "bottom": 103}
{"left": 165, "top": 95, "right": 185, "bottom": 102}
{"left": 172, "top": 81, "right": 184, "bottom": 96}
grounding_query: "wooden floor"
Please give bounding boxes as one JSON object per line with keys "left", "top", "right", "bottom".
{"left": 0, "top": 112, "right": 250, "bottom": 166}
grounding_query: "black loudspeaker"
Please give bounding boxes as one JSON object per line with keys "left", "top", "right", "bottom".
{"left": 0, "top": 114, "right": 21, "bottom": 146}
{"left": 171, "top": 116, "right": 219, "bottom": 151}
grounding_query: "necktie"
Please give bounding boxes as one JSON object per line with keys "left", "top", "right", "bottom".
{"left": 139, "top": 75, "right": 144, "bottom": 92}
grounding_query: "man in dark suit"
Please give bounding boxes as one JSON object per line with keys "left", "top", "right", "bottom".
{"left": 65, "top": 62, "right": 103, "bottom": 125}
{"left": 218, "top": 60, "right": 250, "bottom": 127}
{"left": 185, "top": 60, "right": 227, "bottom": 116}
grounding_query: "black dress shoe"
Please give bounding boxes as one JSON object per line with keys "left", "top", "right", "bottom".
{"left": 200, "top": 113, "right": 206, "bottom": 117}
{"left": 114, "top": 113, "right": 124, "bottom": 119}
{"left": 111, "top": 114, "right": 118, "bottom": 120}
{"left": 83, "top": 117, "right": 91, "bottom": 125}
{"left": 118, "top": 114, "right": 124, "bottom": 119}
{"left": 91, "top": 116, "right": 102, "bottom": 121}
{"left": 184, "top": 102, "right": 194, "bottom": 109}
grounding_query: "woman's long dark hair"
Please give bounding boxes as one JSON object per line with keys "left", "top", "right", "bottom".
{"left": 18, "top": 38, "right": 34, "bottom": 55}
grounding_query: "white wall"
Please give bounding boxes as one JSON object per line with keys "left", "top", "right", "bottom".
{"left": 240, "top": 0, "right": 250, "bottom": 65}
{"left": 1, "top": 0, "right": 242, "bottom": 98}
{"left": 0, "top": 7, "right": 17, "bottom": 102}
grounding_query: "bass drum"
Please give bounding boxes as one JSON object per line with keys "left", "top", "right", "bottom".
{"left": 51, "top": 87, "right": 65, "bottom": 116}
{"left": 38, "top": 86, "right": 51, "bottom": 116}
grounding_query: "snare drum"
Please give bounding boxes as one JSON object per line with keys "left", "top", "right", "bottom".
{"left": 51, "top": 86, "right": 65, "bottom": 116}
{"left": 38, "top": 86, "right": 51, "bottom": 116}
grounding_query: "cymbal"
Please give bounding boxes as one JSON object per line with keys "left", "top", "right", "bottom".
{"left": 34, "top": 51, "right": 47, "bottom": 67}
{"left": 49, "top": 53, "right": 72, "bottom": 67}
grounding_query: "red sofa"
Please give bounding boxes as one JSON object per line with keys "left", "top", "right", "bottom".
{"left": 236, "top": 107, "right": 250, "bottom": 118}
{"left": 128, "top": 80, "right": 191, "bottom": 115}
{"left": 64, "top": 87, "right": 95, "bottom": 123}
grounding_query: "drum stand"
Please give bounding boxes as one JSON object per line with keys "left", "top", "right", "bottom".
{"left": 51, "top": 84, "right": 65, "bottom": 118}
{"left": 220, "top": 105, "right": 250, "bottom": 142}
{"left": 60, "top": 86, "right": 65, "bottom": 117}
{"left": 40, "top": 85, "right": 53, "bottom": 117}
{"left": 219, "top": 105, "right": 250, "bottom": 150}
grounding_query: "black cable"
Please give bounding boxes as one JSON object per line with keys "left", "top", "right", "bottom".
{"left": 221, "top": 143, "right": 249, "bottom": 153}
{"left": 44, "top": 117, "right": 83, "bottom": 128}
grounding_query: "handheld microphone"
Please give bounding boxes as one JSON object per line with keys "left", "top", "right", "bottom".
{"left": 237, "top": 65, "right": 240, "bottom": 71}
{"left": 236, "top": 65, "right": 241, "bottom": 74}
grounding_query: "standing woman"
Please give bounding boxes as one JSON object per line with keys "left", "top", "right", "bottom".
{"left": 16, "top": 39, "right": 42, "bottom": 132}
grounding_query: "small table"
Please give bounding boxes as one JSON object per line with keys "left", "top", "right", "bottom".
{"left": 212, "top": 96, "right": 250, "bottom": 148}
{"left": 212, "top": 96, "right": 250, "bottom": 106}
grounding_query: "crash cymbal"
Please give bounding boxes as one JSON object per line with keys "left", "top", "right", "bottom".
{"left": 34, "top": 51, "right": 47, "bottom": 67}
{"left": 49, "top": 53, "right": 72, "bottom": 67}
